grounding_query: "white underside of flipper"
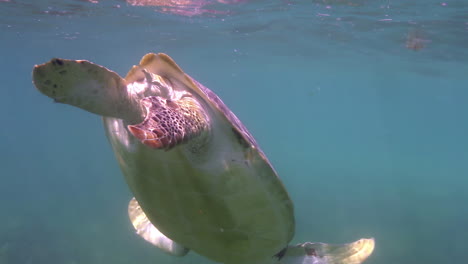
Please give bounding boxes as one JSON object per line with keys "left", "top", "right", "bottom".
{"left": 278, "top": 238, "right": 375, "bottom": 264}
{"left": 128, "top": 197, "right": 189, "bottom": 256}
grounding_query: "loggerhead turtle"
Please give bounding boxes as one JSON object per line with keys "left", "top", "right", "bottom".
{"left": 32, "top": 53, "right": 374, "bottom": 264}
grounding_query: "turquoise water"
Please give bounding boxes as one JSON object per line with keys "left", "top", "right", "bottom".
{"left": 1, "top": 0, "right": 467, "bottom": 263}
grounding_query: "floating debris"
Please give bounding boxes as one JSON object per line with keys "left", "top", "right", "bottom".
{"left": 406, "top": 28, "right": 431, "bottom": 51}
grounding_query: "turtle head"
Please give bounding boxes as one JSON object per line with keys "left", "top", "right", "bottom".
{"left": 127, "top": 95, "right": 210, "bottom": 150}
{"left": 33, "top": 58, "right": 141, "bottom": 122}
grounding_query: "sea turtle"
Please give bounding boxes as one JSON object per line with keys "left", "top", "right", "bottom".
{"left": 32, "top": 53, "right": 375, "bottom": 264}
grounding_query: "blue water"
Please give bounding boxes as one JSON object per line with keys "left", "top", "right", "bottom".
{"left": 1, "top": 0, "right": 467, "bottom": 263}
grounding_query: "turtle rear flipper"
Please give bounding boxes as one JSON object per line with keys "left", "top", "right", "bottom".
{"left": 128, "top": 198, "right": 189, "bottom": 256}
{"left": 279, "top": 238, "right": 374, "bottom": 264}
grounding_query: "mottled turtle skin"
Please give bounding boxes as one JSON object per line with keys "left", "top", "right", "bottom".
{"left": 32, "top": 53, "right": 374, "bottom": 264}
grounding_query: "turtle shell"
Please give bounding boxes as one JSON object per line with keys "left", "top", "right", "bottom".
{"left": 103, "top": 53, "right": 294, "bottom": 264}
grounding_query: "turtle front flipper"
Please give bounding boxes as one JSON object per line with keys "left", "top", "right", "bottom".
{"left": 32, "top": 58, "right": 140, "bottom": 122}
{"left": 278, "top": 238, "right": 374, "bottom": 264}
{"left": 128, "top": 96, "right": 210, "bottom": 150}
{"left": 128, "top": 198, "right": 189, "bottom": 256}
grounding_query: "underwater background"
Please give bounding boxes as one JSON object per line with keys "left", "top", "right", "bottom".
{"left": 1, "top": 0, "right": 467, "bottom": 263}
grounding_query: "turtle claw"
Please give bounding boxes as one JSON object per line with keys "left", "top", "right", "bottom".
{"left": 278, "top": 238, "right": 375, "bottom": 264}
